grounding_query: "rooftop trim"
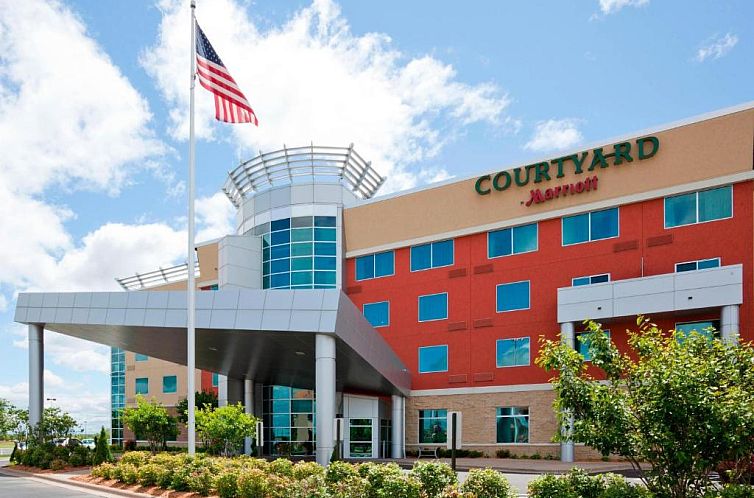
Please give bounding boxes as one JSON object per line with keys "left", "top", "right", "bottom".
{"left": 116, "top": 262, "right": 200, "bottom": 291}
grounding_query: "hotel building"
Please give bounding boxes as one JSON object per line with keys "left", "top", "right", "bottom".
{"left": 15, "top": 102, "right": 754, "bottom": 465}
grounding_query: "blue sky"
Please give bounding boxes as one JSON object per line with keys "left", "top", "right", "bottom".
{"left": 0, "top": 0, "right": 751, "bottom": 431}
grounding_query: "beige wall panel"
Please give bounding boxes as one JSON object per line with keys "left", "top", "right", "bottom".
{"left": 345, "top": 109, "right": 754, "bottom": 252}
{"left": 125, "top": 352, "right": 201, "bottom": 408}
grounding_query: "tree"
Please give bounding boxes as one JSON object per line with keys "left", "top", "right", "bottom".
{"left": 537, "top": 317, "right": 754, "bottom": 498}
{"left": 121, "top": 396, "right": 179, "bottom": 453}
{"left": 28, "top": 407, "right": 78, "bottom": 445}
{"left": 93, "top": 426, "right": 113, "bottom": 464}
{"left": 176, "top": 390, "right": 218, "bottom": 424}
{"left": 195, "top": 403, "right": 256, "bottom": 457}
{"left": 0, "top": 398, "right": 23, "bottom": 440}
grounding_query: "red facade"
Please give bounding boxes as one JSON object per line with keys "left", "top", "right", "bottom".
{"left": 346, "top": 181, "right": 753, "bottom": 391}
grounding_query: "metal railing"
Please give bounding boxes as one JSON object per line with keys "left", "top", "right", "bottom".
{"left": 222, "top": 144, "right": 386, "bottom": 208}
{"left": 115, "top": 262, "right": 200, "bottom": 291}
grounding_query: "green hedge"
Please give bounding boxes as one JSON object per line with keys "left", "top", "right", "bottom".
{"left": 11, "top": 443, "right": 93, "bottom": 469}
{"left": 90, "top": 452, "right": 517, "bottom": 497}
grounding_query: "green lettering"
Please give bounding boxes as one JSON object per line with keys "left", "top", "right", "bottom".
{"left": 513, "top": 165, "right": 534, "bottom": 187}
{"left": 637, "top": 136, "right": 660, "bottom": 159}
{"left": 475, "top": 175, "right": 491, "bottom": 195}
{"left": 569, "top": 152, "right": 588, "bottom": 174}
{"left": 613, "top": 142, "right": 633, "bottom": 165}
{"left": 551, "top": 157, "right": 567, "bottom": 178}
{"left": 492, "top": 171, "right": 511, "bottom": 191}
{"left": 533, "top": 162, "right": 551, "bottom": 183}
{"left": 588, "top": 148, "right": 610, "bottom": 171}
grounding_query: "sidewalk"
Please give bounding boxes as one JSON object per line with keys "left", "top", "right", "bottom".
{"left": 376, "top": 456, "right": 639, "bottom": 475}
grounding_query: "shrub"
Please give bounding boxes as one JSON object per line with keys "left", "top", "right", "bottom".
{"left": 170, "top": 462, "right": 193, "bottom": 491}
{"left": 292, "top": 460, "right": 325, "bottom": 480}
{"left": 375, "top": 474, "right": 422, "bottom": 498}
{"left": 268, "top": 458, "right": 294, "bottom": 477}
{"left": 528, "top": 473, "right": 577, "bottom": 498}
{"left": 717, "top": 485, "right": 754, "bottom": 498}
{"left": 565, "top": 468, "right": 604, "bottom": 498}
{"left": 216, "top": 470, "right": 240, "bottom": 498}
{"left": 328, "top": 475, "right": 371, "bottom": 498}
{"left": 363, "top": 461, "right": 403, "bottom": 493}
{"left": 69, "top": 446, "right": 91, "bottom": 467}
{"left": 326, "top": 460, "right": 359, "bottom": 485}
{"left": 52, "top": 445, "right": 70, "bottom": 461}
{"left": 155, "top": 462, "right": 175, "bottom": 488}
{"left": 119, "top": 450, "right": 150, "bottom": 467}
{"left": 462, "top": 468, "right": 517, "bottom": 498}
{"left": 119, "top": 462, "right": 139, "bottom": 484}
{"left": 528, "top": 470, "right": 647, "bottom": 498}
{"left": 237, "top": 468, "right": 268, "bottom": 498}
{"left": 496, "top": 449, "right": 512, "bottom": 458}
{"left": 11, "top": 448, "right": 25, "bottom": 464}
{"left": 295, "top": 474, "right": 329, "bottom": 498}
{"left": 51, "top": 458, "right": 66, "bottom": 471}
{"left": 602, "top": 474, "right": 652, "bottom": 498}
{"left": 93, "top": 427, "right": 113, "bottom": 464}
{"left": 410, "top": 461, "right": 458, "bottom": 498}
{"left": 188, "top": 467, "right": 215, "bottom": 496}
{"left": 91, "top": 462, "right": 116, "bottom": 479}
{"left": 124, "top": 440, "right": 136, "bottom": 451}
{"left": 136, "top": 463, "right": 161, "bottom": 486}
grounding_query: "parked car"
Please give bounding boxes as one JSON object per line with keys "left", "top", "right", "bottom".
{"left": 80, "top": 438, "right": 96, "bottom": 450}
{"left": 53, "top": 438, "right": 82, "bottom": 448}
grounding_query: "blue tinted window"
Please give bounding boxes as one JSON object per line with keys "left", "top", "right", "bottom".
{"left": 363, "top": 301, "right": 389, "bottom": 328}
{"left": 355, "top": 255, "right": 374, "bottom": 280}
{"left": 432, "top": 240, "right": 454, "bottom": 267}
{"left": 418, "top": 345, "right": 448, "bottom": 373}
{"left": 270, "top": 273, "right": 290, "bottom": 288}
{"left": 270, "top": 230, "right": 290, "bottom": 245}
{"left": 135, "top": 378, "right": 148, "bottom": 395}
{"left": 314, "top": 271, "right": 336, "bottom": 285}
{"left": 572, "top": 274, "right": 610, "bottom": 286}
{"left": 562, "top": 213, "right": 590, "bottom": 245}
{"left": 676, "top": 258, "right": 720, "bottom": 272}
{"left": 314, "top": 257, "right": 336, "bottom": 270}
{"left": 314, "top": 242, "right": 336, "bottom": 256}
{"left": 590, "top": 208, "right": 619, "bottom": 240}
{"left": 314, "top": 228, "right": 336, "bottom": 241}
{"left": 496, "top": 281, "right": 530, "bottom": 312}
{"left": 578, "top": 330, "right": 611, "bottom": 361}
{"left": 271, "top": 218, "right": 290, "bottom": 231}
{"left": 270, "top": 245, "right": 290, "bottom": 260}
{"left": 271, "top": 259, "right": 290, "bottom": 273}
{"left": 418, "top": 293, "right": 448, "bottom": 321}
{"left": 291, "top": 271, "right": 313, "bottom": 285}
{"left": 488, "top": 223, "right": 538, "bottom": 258}
{"left": 572, "top": 277, "right": 590, "bottom": 287}
{"left": 496, "top": 338, "right": 530, "bottom": 367}
{"left": 290, "top": 228, "right": 312, "bottom": 242}
{"left": 290, "top": 243, "right": 313, "bottom": 257}
{"left": 563, "top": 209, "right": 618, "bottom": 245}
{"left": 697, "top": 258, "right": 720, "bottom": 269}
{"left": 212, "top": 373, "right": 219, "bottom": 387}
{"left": 699, "top": 186, "right": 732, "bottom": 222}
{"left": 291, "top": 257, "right": 312, "bottom": 270}
{"left": 591, "top": 274, "right": 610, "bottom": 284}
{"left": 135, "top": 354, "right": 149, "bottom": 362}
{"left": 419, "top": 409, "right": 448, "bottom": 443}
{"left": 314, "top": 216, "right": 336, "bottom": 227}
{"left": 162, "top": 375, "right": 177, "bottom": 394}
{"left": 374, "top": 251, "right": 394, "bottom": 277}
{"left": 411, "top": 240, "right": 454, "bottom": 271}
{"left": 675, "top": 321, "right": 718, "bottom": 341}
{"left": 676, "top": 261, "right": 697, "bottom": 272}
{"left": 411, "top": 244, "right": 432, "bottom": 271}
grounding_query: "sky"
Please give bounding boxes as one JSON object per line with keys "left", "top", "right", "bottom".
{"left": 0, "top": 0, "right": 751, "bottom": 432}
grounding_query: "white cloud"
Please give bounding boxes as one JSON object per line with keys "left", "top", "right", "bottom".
{"left": 695, "top": 33, "right": 738, "bottom": 62}
{"left": 142, "top": 0, "right": 511, "bottom": 193}
{"left": 44, "top": 369, "right": 65, "bottom": 388}
{"left": 196, "top": 193, "right": 235, "bottom": 242}
{"left": 524, "top": 119, "right": 584, "bottom": 153}
{"left": 596, "top": 0, "right": 649, "bottom": 15}
{"left": 11, "top": 325, "right": 110, "bottom": 375}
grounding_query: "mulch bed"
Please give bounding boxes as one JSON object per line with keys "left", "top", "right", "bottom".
{"left": 72, "top": 475, "right": 219, "bottom": 498}
{"left": 7, "top": 464, "right": 91, "bottom": 474}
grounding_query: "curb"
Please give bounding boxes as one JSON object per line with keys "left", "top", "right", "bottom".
{"left": 0, "top": 466, "right": 152, "bottom": 498}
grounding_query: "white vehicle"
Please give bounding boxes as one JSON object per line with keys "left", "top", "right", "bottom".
{"left": 80, "top": 438, "right": 96, "bottom": 450}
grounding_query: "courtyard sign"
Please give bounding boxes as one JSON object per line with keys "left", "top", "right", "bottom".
{"left": 474, "top": 136, "right": 660, "bottom": 196}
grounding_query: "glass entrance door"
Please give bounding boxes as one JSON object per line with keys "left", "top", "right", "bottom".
{"left": 348, "top": 418, "right": 373, "bottom": 458}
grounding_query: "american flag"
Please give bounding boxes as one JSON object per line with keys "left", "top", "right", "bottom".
{"left": 195, "top": 22, "right": 258, "bottom": 125}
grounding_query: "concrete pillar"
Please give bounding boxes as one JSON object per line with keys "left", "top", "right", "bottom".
{"left": 391, "top": 395, "right": 404, "bottom": 459}
{"left": 244, "top": 379, "right": 254, "bottom": 455}
{"left": 560, "top": 321, "right": 575, "bottom": 463}
{"left": 218, "top": 375, "right": 228, "bottom": 407}
{"left": 400, "top": 395, "right": 406, "bottom": 458}
{"left": 29, "top": 324, "right": 44, "bottom": 428}
{"left": 315, "top": 334, "right": 336, "bottom": 466}
{"left": 721, "top": 305, "right": 740, "bottom": 345}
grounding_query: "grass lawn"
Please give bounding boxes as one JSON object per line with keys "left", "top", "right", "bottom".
{"left": 0, "top": 440, "right": 15, "bottom": 460}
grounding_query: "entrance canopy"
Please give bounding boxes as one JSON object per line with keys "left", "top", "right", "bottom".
{"left": 14, "top": 289, "right": 410, "bottom": 396}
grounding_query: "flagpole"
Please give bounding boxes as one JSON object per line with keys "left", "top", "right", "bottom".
{"left": 187, "top": 0, "right": 197, "bottom": 457}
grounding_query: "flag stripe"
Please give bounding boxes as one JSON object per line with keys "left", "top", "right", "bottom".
{"left": 194, "top": 21, "right": 258, "bottom": 125}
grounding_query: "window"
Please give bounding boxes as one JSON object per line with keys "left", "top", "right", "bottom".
{"left": 135, "top": 353, "right": 149, "bottom": 361}
{"left": 572, "top": 273, "right": 611, "bottom": 286}
{"left": 496, "top": 407, "right": 529, "bottom": 443}
{"left": 419, "top": 409, "right": 447, "bottom": 443}
{"left": 562, "top": 208, "right": 619, "bottom": 245}
{"left": 262, "top": 386, "right": 316, "bottom": 456}
{"left": 665, "top": 186, "right": 732, "bottom": 228}
{"left": 496, "top": 337, "right": 530, "bottom": 367}
{"left": 355, "top": 251, "right": 394, "bottom": 280}
{"left": 675, "top": 321, "right": 720, "bottom": 341}
{"left": 363, "top": 301, "right": 390, "bottom": 328}
{"left": 418, "top": 345, "right": 448, "bottom": 373}
{"left": 488, "top": 223, "right": 538, "bottom": 258}
{"left": 135, "top": 378, "right": 148, "bottom": 395}
{"left": 496, "top": 281, "right": 530, "bottom": 312}
{"left": 212, "top": 372, "right": 219, "bottom": 387}
{"left": 348, "top": 418, "right": 373, "bottom": 458}
{"left": 410, "top": 240, "right": 454, "bottom": 271}
{"left": 418, "top": 293, "right": 448, "bottom": 322}
{"left": 260, "top": 215, "right": 338, "bottom": 290}
{"left": 163, "top": 375, "right": 177, "bottom": 394}
{"left": 675, "top": 258, "right": 720, "bottom": 273}
{"left": 577, "top": 330, "right": 611, "bottom": 361}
